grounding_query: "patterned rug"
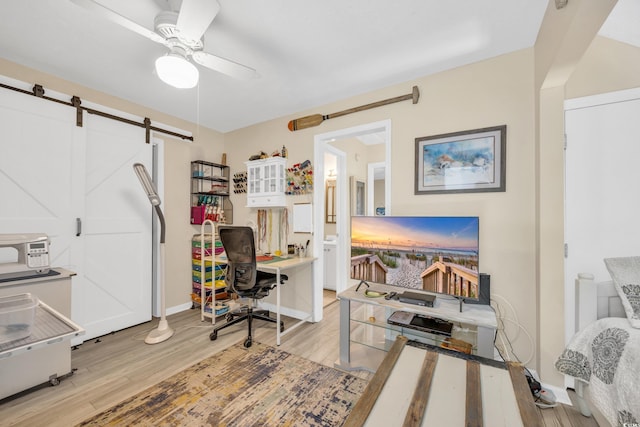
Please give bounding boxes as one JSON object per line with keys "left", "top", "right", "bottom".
{"left": 77, "top": 341, "right": 367, "bottom": 426}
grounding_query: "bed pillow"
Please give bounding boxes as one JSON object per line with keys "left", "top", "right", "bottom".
{"left": 604, "top": 256, "right": 640, "bottom": 329}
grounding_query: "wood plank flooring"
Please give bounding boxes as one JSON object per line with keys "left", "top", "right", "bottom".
{"left": 1, "top": 290, "right": 599, "bottom": 426}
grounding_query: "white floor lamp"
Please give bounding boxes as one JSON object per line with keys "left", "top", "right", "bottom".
{"left": 133, "top": 162, "right": 174, "bottom": 344}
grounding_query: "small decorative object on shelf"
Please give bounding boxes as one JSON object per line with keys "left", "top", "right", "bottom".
{"left": 191, "top": 160, "right": 233, "bottom": 224}
{"left": 286, "top": 159, "right": 313, "bottom": 195}
{"left": 248, "top": 151, "right": 268, "bottom": 161}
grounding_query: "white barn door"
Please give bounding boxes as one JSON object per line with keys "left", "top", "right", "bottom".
{"left": 72, "top": 113, "right": 152, "bottom": 340}
{"left": 0, "top": 87, "right": 76, "bottom": 269}
{"left": 0, "top": 80, "right": 152, "bottom": 341}
{"left": 564, "top": 87, "right": 640, "bottom": 342}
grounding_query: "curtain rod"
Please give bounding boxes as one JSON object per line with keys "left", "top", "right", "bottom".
{"left": 0, "top": 82, "right": 194, "bottom": 143}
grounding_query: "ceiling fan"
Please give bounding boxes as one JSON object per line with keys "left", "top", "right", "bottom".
{"left": 71, "top": 0, "right": 257, "bottom": 88}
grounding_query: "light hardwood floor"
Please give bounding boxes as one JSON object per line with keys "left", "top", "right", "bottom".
{"left": 1, "top": 291, "right": 597, "bottom": 426}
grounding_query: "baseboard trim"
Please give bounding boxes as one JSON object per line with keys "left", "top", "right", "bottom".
{"left": 167, "top": 302, "right": 193, "bottom": 316}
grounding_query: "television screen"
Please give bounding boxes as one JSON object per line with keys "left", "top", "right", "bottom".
{"left": 350, "top": 216, "right": 480, "bottom": 300}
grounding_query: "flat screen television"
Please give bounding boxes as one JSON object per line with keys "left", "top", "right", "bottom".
{"left": 350, "top": 216, "right": 483, "bottom": 304}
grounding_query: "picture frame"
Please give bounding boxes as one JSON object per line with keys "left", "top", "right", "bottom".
{"left": 415, "top": 125, "right": 506, "bottom": 194}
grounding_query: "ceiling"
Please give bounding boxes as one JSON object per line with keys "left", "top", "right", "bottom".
{"left": 0, "top": 0, "right": 637, "bottom": 134}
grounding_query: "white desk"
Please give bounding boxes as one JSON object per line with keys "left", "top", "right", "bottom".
{"left": 257, "top": 256, "right": 316, "bottom": 345}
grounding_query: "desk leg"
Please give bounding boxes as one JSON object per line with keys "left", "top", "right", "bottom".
{"left": 276, "top": 268, "right": 281, "bottom": 346}
{"left": 339, "top": 298, "right": 351, "bottom": 366}
{"left": 477, "top": 326, "right": 495, "bottom": 359}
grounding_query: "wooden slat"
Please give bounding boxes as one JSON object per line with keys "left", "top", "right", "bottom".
{"left": 466, "top": 361, "right": 483, "bottom": 427}
{"left": 507, "top": 362, "right": 543, "bottom": 427}
{"left": 343, "top": 336, "right": 409, "bottom": 427}
{"left": 402, "top": 350, "right": 438, "bottom": 427}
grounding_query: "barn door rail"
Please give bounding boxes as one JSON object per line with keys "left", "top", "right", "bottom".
{"left": 0, "top": 81, "right": 193, "bottom": 144}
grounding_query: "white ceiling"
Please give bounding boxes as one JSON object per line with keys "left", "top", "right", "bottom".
{"left": 0, "top": 0, "right": 636, "bottom": 133}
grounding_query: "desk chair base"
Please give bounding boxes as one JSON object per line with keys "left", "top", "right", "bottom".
{"left": 209, "top": 306, "right": 285, "bottom": 348}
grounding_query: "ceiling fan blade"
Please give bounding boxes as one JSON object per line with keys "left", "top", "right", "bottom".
{"left": 177, "top": 0, "right": 220, "bottom": 42}
{"left": 71, "top": 0, "right": 166, "bottom": 45}
{"left": 192, "top": 51, "right": 258, "bottom": 80}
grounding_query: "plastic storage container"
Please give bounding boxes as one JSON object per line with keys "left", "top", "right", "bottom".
{"left": 0, "top": 293, "right": 39, "bottom": 344}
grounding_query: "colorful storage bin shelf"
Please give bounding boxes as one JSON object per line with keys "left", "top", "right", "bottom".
{"left": 192, "top": 235, "right": 213, "bottom": 248}
{"left": 192, "top": 261, "right": 212, "bottom": 273}
{"left": 191, "top": 232, "right": 229, "bottom": 318}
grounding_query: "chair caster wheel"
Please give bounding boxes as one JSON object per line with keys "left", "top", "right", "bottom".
{"left": 226, "top": 313, "right": 234, "bottom": 322}
{"left": 244, "top": 338, "right": 252, "bottom": 348}
{"left": 210, "top": 331, "right": 218, "bottom": 341}
{"left": 280, "top": 321, "right": 285, "bottom": 333}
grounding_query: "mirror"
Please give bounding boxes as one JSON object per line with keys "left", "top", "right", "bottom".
{"left": 368, "top": 162, "right": 386, "bottom": 215}
{"left": 350, "top": 176, "right": 366, "bottom": 216}
{"left": 325, "top": 180, "right": 336, "bottom": 223}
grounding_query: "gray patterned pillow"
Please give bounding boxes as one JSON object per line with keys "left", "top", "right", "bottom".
{"left": 604, "top": 257, "right": 640, "bottom": 329}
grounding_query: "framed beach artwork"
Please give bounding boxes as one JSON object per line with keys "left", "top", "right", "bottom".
{"left": 415, "top": 125, "right": 506, "bottom": 195}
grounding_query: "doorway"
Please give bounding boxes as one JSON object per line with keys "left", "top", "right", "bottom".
{"left": 312, "top": 119, "right": 391, "bottom": 321}
{"left": 564, "top": 87, "right": 640, "bottom": 343}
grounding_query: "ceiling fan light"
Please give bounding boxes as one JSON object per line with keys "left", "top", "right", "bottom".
{"left": 155, "top": 54, "right": 199, "bottom": 89}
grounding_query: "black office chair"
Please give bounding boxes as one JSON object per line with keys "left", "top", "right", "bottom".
{"left": 209, "top": 226, "right": 287, "bottom": 348}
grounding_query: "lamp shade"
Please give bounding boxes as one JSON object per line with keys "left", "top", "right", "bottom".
{"left": 155, "top": 54, "right": 199, "bottom": 89}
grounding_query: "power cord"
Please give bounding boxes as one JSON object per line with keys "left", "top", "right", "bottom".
{"left": 491, "top": 294, "right": 535, "bottom": 365}
{"left": 491, "top": 295, "right": 557, "bottom": 408}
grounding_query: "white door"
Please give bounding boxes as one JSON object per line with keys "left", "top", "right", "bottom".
{"left": 0, "top": 82, "right": 152, "bottom": 341}
{"left": 564, "top": 87, "right": 640, "bottom": 341}
{"left": 72, "top": 113, "right": 152, "bottom": 339}
{"left": 0, "top": 88, "right": 76, "bottom": 270}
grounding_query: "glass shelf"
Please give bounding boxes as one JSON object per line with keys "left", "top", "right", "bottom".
{"left": 348, "top": 301, "right": 478, "bottom": 354}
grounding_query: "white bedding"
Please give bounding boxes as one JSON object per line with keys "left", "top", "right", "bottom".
{"left": 555, "top": 317, "right": 640, "bottom": 426}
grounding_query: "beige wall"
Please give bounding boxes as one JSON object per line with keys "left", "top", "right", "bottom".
{"left": 566, "top": 36, "right": 640, "bottom": 98}
{"left": 225, "top": 48, "right": 539, "bottom": 367}
{"left": 538, "top": 34, "right": 640, "bottom": 386}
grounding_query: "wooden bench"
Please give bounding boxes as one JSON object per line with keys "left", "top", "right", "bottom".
{"left": 344, "top": 336, "right": 542, "bottom": 427}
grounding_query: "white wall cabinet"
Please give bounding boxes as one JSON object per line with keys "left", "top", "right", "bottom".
{"left": 245, "top": 157, "right": 286, "bottom": 207}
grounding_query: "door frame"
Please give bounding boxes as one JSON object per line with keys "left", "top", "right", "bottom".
{"left": 563, "top": 86, "right": 640, "bottom": 386}
{"left": 313, "top": 119, "right": 391, "bottom": 321}
{"left": 151, "top": 138, "right": 165, "bottom": 317}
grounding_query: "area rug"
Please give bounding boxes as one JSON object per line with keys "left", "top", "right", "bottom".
{"left": 77, "top": 341, "right": 368, "bottom": 426}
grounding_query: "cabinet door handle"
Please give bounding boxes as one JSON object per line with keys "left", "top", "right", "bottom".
{"left": 76, "top": 218, "right": 82, "bottom": 236}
